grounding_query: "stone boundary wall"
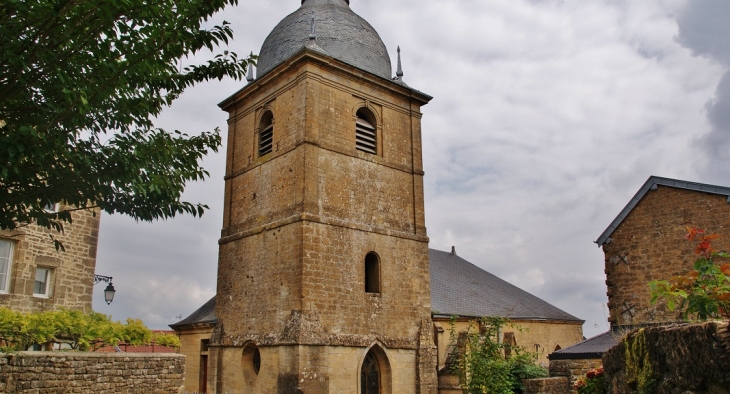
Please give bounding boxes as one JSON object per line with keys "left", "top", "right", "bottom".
{"left": 603, "top": 322, "right": 730, "bottom": 393}
{"left": 0, "top": 352, "right": 185, "bottom": 393}
{"left": 521, "top": 377, "right": 569, "bottom": 394}
{"left": 549, "top": 358, "right": 602, "bottom": 385}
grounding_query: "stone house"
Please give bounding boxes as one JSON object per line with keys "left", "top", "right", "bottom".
{"left": 172, "top": 248, "right": 584, "bottom": 393}
{"left": 0, "top": 203, "right": 100, "bottom": 313}
{"left": 550, "top": 175, "right": 730, "bottom": 378}
{"left": 171, "top": 0, "right": 584, "bottom": 392}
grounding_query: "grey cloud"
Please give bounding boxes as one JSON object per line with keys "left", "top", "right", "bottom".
{"left": 92, "top": 0, "right": 725, "bottom": 341}
{"left": 676, "top": 0, "right": 730, "bottom": 174}
{"left": 676, "top": 0, "right": 730, "bottom": 64}
{"left": 703, "top": 73, "right": 730, "bottom": 161}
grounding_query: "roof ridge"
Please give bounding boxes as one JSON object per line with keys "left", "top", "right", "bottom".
{"left": 595, "top": 175, "right": 730, "bottom": 246}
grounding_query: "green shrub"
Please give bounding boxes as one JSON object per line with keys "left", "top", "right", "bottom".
{"left": 0, "top": 308, "right": 174, "bottom": 351}
{"left": 449, "top": 316, "right": 548, "bottom": 394}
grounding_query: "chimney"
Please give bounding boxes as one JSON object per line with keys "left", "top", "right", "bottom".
{"left": 451, "top": 246, "right": 456, "bottom": 256}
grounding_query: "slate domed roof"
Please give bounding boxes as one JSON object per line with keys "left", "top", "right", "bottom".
{"left": 256, "top": 0, "right": 392, "bottom": 80}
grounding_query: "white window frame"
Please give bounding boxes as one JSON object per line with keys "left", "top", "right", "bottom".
{"left": 33, "top": 267, "right": 52, "bottom": 298}
{"left": 0, "top": 239, "right": 13, "bottom": 294}
{"left": 43, "top": 202, "right": 59, "bottom": 213}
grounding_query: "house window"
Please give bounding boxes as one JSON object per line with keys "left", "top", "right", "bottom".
{"left": 33, "top": 267, "right": 52, "bottom": 297}
{"left": 503, "top": 332, "right": 517, "bottom": 357}
{"left": 355, "top": 108, "right": 377, "bottom": 155}
{"left": 43, "top": 202, "right": 59, "bottom": 212}
{"left": 0, "top": 240, "right": 13, "bottom": 293}
{"left": 364, "top": 252, "right": 380, "bottom": 293}
{"left": 258, "top": 111, "right": 274, "bottom": 157}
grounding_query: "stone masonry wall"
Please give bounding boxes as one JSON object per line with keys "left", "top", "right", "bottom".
{"left": 0, "top": 207, "right": 100, "bottom": 313}
{"left": 176, "top": 326, "right": 212, "bottom": 393}
{"left": 549, "top": 358, "right": 603, "bottom": 384}
{"left": 522, "top": 377, "right": 570, "bottom": 394}
{"left": 603, "top": 186, "right": 730, "bottom": 327}
{"left": 433, "top": 319, "right": 584, "bottom": 368}
{"left": 0, "top": 352, "right": 184, "bottom": 393}
{"left": 212, "top": 50, "right": 435, "bottom": 393}
{"left": 603, "top": 322, "right": 730, "bottom": 393}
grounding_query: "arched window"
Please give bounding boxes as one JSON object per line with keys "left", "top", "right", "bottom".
{"left": 361, "top": 350, "right": 380, "bottom": 394}
{"left": 355, "top": 108, "right": 377, "bottom": 155}
{"left": 364, "top": 252, "right": 380, "bottom": 293}
{"left": 258, "top": 110, "right": 274, "bottom": 157}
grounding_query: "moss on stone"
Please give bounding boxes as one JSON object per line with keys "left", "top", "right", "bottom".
{"left": 623, "top": 328, "right": 655, "bottom": 393}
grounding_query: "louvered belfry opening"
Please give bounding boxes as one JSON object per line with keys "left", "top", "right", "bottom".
{"left": 258, "top": 110, "right": 274, "bottom": 157}
{"left": 355, "top": 108, "right": 377, "bottom": 155}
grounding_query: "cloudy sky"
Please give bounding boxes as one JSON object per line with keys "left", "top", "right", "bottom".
{"left": 92, "top": 0, "right": 730, "bottom": 339}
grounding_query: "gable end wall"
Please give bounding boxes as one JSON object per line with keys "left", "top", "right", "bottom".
{"left": 603, "top": 186, "right": 730, "bottom": 326}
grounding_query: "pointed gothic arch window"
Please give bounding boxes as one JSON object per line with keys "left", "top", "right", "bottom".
{"left": 364, "top": 252, "right": 380, "bottom": 293}
{"left": 258, "top": 110, "right": 274, "bottom": 157}
{"left": 355, "top": 108, "right": 377, "bottom": 155}
{"left": 361, "top": 350, "right": 380, "bottom": 394}
{"left": 360, "top": 345, "right": 391, "bottom": 394}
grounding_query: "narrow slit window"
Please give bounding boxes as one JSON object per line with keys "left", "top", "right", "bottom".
{"left": 259, "top": 111, "right": 274, "bottom": 157}
{"left": 356, "top": 109, "right": 377, "bottom": 155}
{"left": 365, "top": 252, "right": 380, "bottom": 293}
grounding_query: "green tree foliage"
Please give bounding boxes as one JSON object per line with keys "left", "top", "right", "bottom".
{"left": 151, "top": 331, "right": 181, "bottom": 348}
{"left": 0, "top": 0, "right": 253, "bottom": 240}
{"left": 448, "top": 316, "right": 548, "bottom": 394}
{"left": 0, "top": 308, "right": 178, "bottom": 351}
{"left": 649, "top": 227, "right": 730, "bottom": 321}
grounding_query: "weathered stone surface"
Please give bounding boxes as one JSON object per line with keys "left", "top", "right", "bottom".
{"left": 211, "top": 47, "right": 434, "bottom": 393}
{"left": 522, "top": 377, "right": 570, "bottom": 394}
{"left": 0, "top": 207, "right": 100, "bottom": 313}
{"left": 549, "top": 358, "right": 602, "bottom": 383}
{"left": 602, "top": 186, "right": 730, "bottom": 327}
{"left": 603, "top": 322, "right": 730, "bottom": 393}
{"left": 0, "top": 352, "right": 184, "bottom": 394}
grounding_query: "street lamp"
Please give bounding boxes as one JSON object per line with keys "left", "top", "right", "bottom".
{"left": 94, "top": 275, "right": 116, "bottom": 305}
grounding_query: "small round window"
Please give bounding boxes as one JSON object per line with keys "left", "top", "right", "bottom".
{"left": 242, "top": 343, "right": 262, "bottom": 380}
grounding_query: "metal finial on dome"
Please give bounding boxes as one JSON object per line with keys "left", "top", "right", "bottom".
{"left": 396, "top": 46, "right": 404, "bottom": 78}
{"left": 309, "top": 15, "right": 316, "bottom": 43}
{"left": 246, "top": 52, "right": 255, "bottom": 83}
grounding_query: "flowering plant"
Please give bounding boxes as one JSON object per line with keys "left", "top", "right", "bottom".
{"left": 573, "top": 366, "right": 605, "bottom": 394}
{"left": 649, "top": 227, "right": 730, "bottom": 320}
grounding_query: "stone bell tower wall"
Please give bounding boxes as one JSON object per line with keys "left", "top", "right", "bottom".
{"left": 220, "top": 59, "right": 427, "bottom": 238}
{"left": 212, "top": 50, "right": 435, "bottom": 393}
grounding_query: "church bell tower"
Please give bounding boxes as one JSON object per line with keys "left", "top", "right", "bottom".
{"left": 211, "top": 1, "right": 436, "bottom": 392}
